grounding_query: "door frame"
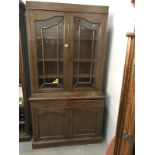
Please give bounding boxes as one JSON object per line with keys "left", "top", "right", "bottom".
{"left": 113, "top": 32, "right": 135, "bottom": 155}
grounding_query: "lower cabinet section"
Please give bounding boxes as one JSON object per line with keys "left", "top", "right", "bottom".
{"left": 31, "top": 99, "right": 104, "bottom": 148}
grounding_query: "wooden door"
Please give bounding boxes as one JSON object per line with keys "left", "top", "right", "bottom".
{"left": 34, "top": 109, "right": 68, "bottom": 141}
{"left": 31, "top": 100, "right": 69, "bottom": 142}
{"left": 69, "top": 13, "right": 108, "bottom": 91}
{"left": 27, "top": 10, "right": 68, "bottom": 92}
{"left": 114, "top": 33, "right": 135, "bottom": 155}
{"left": 68, "top": 100, "right": 104, "bottom": 138}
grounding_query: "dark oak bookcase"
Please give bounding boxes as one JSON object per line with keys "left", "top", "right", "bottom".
{"left": 26, "top": 1, "right": 108, "bottom": 148}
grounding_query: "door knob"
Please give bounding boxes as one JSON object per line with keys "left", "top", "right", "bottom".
{"left": 64, "top": 44, "right": 68, "bottom": 47}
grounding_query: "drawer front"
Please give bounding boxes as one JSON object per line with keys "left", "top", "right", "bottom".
{"left": 31, "top": 100, "right": 67, "bottom": 109}
{"left": 31, "top": 100, "right": 69, "bottom": 141}
{"left": 68, "top": 99, "right": 104, "bottom": 108}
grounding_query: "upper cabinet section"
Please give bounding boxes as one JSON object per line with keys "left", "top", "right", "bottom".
{"left": 26, "top": 2, "right": 108, "bottom": 92}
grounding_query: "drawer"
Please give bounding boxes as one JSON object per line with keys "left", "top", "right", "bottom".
{"left": 31, "top": 100, "right": 67, "bottom": 109}
{"left": 68, "top": 99, "right": 104, "bottom": 108}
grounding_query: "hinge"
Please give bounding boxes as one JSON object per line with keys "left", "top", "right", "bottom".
{"left": 132, "top": 65, "right": 135, "bottom": 77}
{"left": 122, "top": 131, "right": 134, "bottom": 143}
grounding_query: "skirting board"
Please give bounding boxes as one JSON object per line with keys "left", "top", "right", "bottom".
{"left": 32, "top": 137, "right": 103, "bottom": 149}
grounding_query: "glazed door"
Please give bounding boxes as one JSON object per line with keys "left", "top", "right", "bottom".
{"left": 28, "top": 11, "right": 68, "bottom": 92}
{"left": 69, "top": 13, "right": 106, "bottom": 90}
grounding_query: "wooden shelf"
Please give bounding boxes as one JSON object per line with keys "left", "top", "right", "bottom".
{"left": 74, "top": 39, "right": 98, "bottom": 41}
{"left": 38, "top": 58, "right": 63, "bottom": 62}
{"left": 36, "top": 36, "right": 98, "bottom": 41}
{"left": 73, "top": 59, "right": 96, "bottom": 62}
{"left": 36, "top": 36, "right": 63, "bottom": 40}
{"left": 39, "top": 74, "right": 63, "bottom": 79}
{"left": 38, "top": 58, "right": 95, "bottom": 63}
{"left": 73, "top": 74, "right": 95, "bottom": 78}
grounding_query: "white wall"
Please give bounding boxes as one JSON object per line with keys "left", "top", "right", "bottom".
{"left": 23, "top": 0, "right": 134, "bottom": 145}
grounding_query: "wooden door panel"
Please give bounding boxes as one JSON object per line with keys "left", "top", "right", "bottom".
{"left": 69, "top": 99, "right": 104, "bottom": 138}
{"left": 33, "top": 107, "right": 68, "bottom": 141}
{"left": 38, "top": 109, "right": 65, "bottom": 140}
{"left": 72, "top": 108, "right": 98, "bottom": 137}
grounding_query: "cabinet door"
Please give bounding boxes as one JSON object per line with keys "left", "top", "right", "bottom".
{"left": 32, "top": 101, "right": 68, "bottom": 141}
{"left": 28, "top": 11, "right": 68, "bottom": 92}
{"left": 69, "top": 13, "right": 107, "bottom": 90}
{"left": 68, "top": 100, "right": 104, "bottom": 138}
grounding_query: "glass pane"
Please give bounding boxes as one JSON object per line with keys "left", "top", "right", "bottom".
{"left": 72, "top": 17, "right": 100, "bottom": 88}
{"left": 35, "top": 17, "right": 64, "bottom": 88}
